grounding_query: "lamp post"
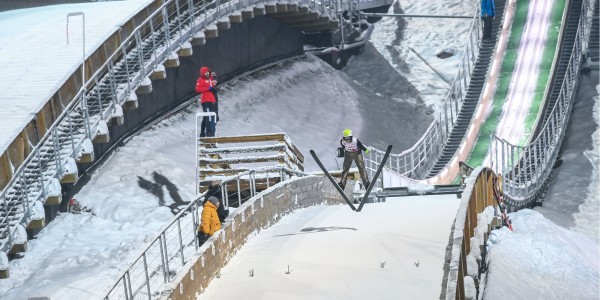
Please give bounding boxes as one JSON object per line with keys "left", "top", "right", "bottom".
{"left": 67, "top": 12, "right": 85, "bottom": 90}
{"left": 66, "top": 12, "right": 91, "bottom": 139}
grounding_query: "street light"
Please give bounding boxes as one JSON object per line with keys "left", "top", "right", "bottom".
{"left": 66, "top": 12, "right": 91, "bottom": 139}
{"left": 66, "top": 12, "right": 86, "bottom": 90}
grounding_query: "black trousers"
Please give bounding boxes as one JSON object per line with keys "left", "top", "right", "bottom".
{"left": 339, "top": 151, "right": 369, "bottom": 188}
{"left": 197, "top": 232, "right": 209, "bottom": 246}
{"left": 200, "top": 102, "right": 217, "bottom": 137}
{"left": 482, "top": 16, "right": 494, "bottom": 40}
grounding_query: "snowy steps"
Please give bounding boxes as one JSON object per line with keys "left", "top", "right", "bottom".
{"left": 197, "top": 133, "right": 304, "bottom": 192}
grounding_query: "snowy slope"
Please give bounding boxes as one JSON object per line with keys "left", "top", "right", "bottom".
{"left": 0, "top": 0, "right": 597, "bottom": 299}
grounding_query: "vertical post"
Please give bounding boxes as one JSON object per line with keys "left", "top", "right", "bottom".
{"left": 236, "top": 178, "right": 241, "bottom": 206}
{"left": 177, "top": 218, "right": 185, "bottom": 267}
{"left": 67, "top": 12, "right": 86, "bottom": 92}
{"left": 66, "top": 12, "right": 89, "bottom": 140}
{"left": 221, "top": 182, "right": 228, "bottom": 209}
{"left": 143, "top": 254, "right": 152, "bottom": 299}
{"left": 196, "top": 113, "right": 200, "bottom": 196}
{"left": 122, "top": 47, "right": 131, "bottom": 93}
{"left": 159, "top": 235, "right": 168, "bottom": 284}
{"left": 122, "top": 273, "right": 130, "bottom": 300}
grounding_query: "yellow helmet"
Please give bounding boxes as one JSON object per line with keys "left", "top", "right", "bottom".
{"left": 343, "top": 129, "right": 352, "bottom": 137}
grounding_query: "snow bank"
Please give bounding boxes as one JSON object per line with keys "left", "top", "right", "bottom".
{"left": 483, "top": 209, "right": 600, "bottom": 299}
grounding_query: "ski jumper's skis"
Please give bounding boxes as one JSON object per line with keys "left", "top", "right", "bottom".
{"left": 356, "top": 145, "right": 392, "bottom": 212}
{"left": 492, "top": 175, "right": 513, "bottom": 231}
{"left": 310, "top": 150, "right": 357, "bottom": 211}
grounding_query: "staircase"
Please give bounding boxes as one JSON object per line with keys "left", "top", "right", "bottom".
{"left": 197, "top": 133, "right": 305, "bottom": 197}
{"left": 426, "top": 0, "right": 507, "bottom": 177}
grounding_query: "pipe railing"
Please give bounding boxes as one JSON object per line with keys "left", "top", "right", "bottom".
{"left": 364, "top": 8, "right": 481, "bottom": 183}
{"left": 0, "top": 0, "right": 340, "bottom": 256}
{"left": 103, "top": 166, "right": 309, "bottom": 300}
{"left": 491, "top": 0, "right": 594, "bottom": 209}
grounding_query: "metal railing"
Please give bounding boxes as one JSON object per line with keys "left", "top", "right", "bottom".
{"left": 491, "top": 0, "right": 595, "bottom": 209}
{"left": 364, "top": 8, "right": 482, "bottom": 183}
{"left": 103, "top": 166, "right": 308, "bottom": 300}
{"left": 0, "top": 0, "right": 340, "bottom": 256}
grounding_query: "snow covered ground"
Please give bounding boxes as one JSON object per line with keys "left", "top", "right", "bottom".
{"left": 0, "top": 0, "right": 153, "bottom": 155}
{"left": 0, "top": 0, "right": 597, "bottom": 299}
{"left": 200, "top": 195, "right": 460, "bottom": 300}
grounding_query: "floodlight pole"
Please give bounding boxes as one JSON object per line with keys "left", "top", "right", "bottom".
{"left": 67, "top": 12, "right": 86, "bottom": 91}
{"left": 67, "top": 12, "right": 91, "bottom": 139}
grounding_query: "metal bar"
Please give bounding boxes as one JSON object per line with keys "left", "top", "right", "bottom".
{"left": 125, "top": 271, "right": 133, "bottom": 300}
{"left": 177, "top": 218, "right": 185, "bottom": 266}
{"left": 37, "top": 150, "right": 45, "bottom": 201}
{"left": 360, "top": 13, "right": 473, "bottom": 19}
{"left": 143, "top": 254, "right": 152, "bottom": 300}
{"left": 162, "top": 233, "right": 171, "bottom": 282}
{"left": 122, "top": 273, "right": 130, "bottom": 300}
{"left": 159, "top": 235, "right": 168, "bottom": 284}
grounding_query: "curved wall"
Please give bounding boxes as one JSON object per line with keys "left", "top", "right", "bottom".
{"left": 67, "top": 16, "right": 303, "bottom": 207}
{"left": 95, "top": 15, "right": 303, "bottom": 157}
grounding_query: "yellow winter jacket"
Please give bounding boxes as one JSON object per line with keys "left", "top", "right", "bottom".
{"left": 199, "top": 201, "right": 221, "bottom": 236}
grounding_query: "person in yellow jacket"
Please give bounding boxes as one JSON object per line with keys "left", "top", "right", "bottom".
{"left": 197, "top": 196, "right": 222, "bottom": 246}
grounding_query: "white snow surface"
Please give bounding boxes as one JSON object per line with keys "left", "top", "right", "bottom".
{"left": 0, "top": 0, "right": 597, "bottom": 299}
{"left": 0, "top": 0, "right": 153, "bottom": 154}
{"left": 199, "top": 195, "right": 460, "bottom": 300}
{"left": 482, "top": 209, "right": 600, "bottom": 300}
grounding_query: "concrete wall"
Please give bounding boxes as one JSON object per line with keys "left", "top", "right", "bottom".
{"left": 161, "top": 176, "right": 347, "bottom": 300}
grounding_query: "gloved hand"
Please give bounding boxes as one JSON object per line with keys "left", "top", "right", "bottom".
{"left": 364, "top": 149, "right": 370, "bottom": 154}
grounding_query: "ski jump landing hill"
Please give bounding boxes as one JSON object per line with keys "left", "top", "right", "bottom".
{"left": 0, "top": 0, "right": 595, "bottom": 298}
{"left": 0, "top": 0, "right": 393, "bottom": 278}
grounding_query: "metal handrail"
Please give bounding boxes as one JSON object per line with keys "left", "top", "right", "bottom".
{"left": 103, "top": 166, "right": 309, "bottom": 299}
{"left": 364, "top": 8, "right": 481, "bottom": 182}
{"left": 491, "top": 0, "right": 595, "bottom": 208}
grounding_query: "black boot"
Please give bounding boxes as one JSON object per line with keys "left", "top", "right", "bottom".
{"left": 338, "top": 181, "right": 345, "bottom": 190}
{"left": 363, "top": 181, "right": 370, "bottom": 190}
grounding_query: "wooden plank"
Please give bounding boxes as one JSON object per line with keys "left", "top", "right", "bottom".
{"left": 199, "top": 154, "right": 284, "bottom": 165}
{"left": 8, "top": 135, "right": 25, "bottom": 170}
{"left": 199, "top": 168, "right": 250, "bottom": 176}
{"left": 9, "top": 241, "right": 28, "bottom": 254}
{"left": 199, "top": 133, "right": 286, "bottom": 144}
{"left": 284, "top": 140, "right": 304, "bottom": 164}
{"left": 36, "top": 107, "right": 49, "bottom": 137}
{"left": 0, "top": 153, "right": 12, "bottom": 192}
{"left": 200, "top": 144, "right": 286, "bottom": 155}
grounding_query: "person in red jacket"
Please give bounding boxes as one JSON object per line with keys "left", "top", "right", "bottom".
{"left": 195, "top": 66, "right": 218, "bottom": 137}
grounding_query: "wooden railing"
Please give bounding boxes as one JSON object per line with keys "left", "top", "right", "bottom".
{"left": 445, "top": 167, "right": 502, "bottom": 300}
{"left": 197, "top": 133, "right": 304, "bottom": 192}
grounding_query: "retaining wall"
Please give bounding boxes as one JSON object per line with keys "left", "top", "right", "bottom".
{"left": 160, "top": 176, "right": 346, "bottom": 299}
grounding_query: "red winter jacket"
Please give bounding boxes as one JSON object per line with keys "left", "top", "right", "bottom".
{"left": 195, "top": 66, "right": 216, "bottom": 104}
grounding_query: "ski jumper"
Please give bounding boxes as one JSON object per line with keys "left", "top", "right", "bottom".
{"left": 339, "top": 137, "right": 370, "bottom": 189}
